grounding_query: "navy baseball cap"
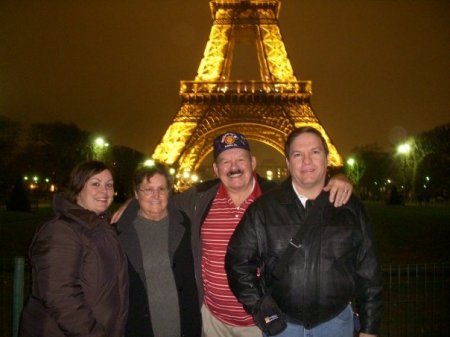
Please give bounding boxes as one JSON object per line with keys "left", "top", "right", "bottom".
{"left": 213, "top": 131, "right": 251, "bottom": 159}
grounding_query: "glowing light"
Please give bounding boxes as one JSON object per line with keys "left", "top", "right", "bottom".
{"left": 346, "top": 158, "right": 356, "bottom": 167}
{"left": 95, "top": 137, "right": 109, "bottom": 148}
{"left": 152, "top": 0, "right": 344, "bottom": 186}
{"left": 92, "top": 136, "right": 109, "bottom": 160}
{"left": 397, "top": 143, "right": 411, "bottom": 155}
{"left": 144, "top": 159, "right": 155, "bottom": 167}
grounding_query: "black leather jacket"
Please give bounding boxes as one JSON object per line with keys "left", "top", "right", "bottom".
{"left": 225, "top": 178, "right": 383, "bottom": 334}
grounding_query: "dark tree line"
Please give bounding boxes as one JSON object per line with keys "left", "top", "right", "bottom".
{"left": 2, "top": 116, "right": 449, "bottom": 209}
{"left": 417, "top": 124, "right": 450, "bottom": 201}
{"left": 1, "top": 116, "right": 146, "bottom": 209}
{"left": 347, "top": 123, "right": 450, "bottom": 203}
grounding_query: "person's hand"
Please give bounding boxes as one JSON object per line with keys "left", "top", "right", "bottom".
{"left": 253, "top": 295, "right": 287, "bottom": 336}
{"left": 111, "top": 199, "right": 131, "bottom": 224}
{"left": 359, "top": 333, "right": 377, "bottom": 337}
{"left": 323, "top": 173, "right": 352, "bottom": 207}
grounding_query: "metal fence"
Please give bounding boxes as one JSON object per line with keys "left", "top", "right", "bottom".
{"left": 1, "top": 258, "right": 449, "bottom": 337}
{"left": 0, "top": 257, "right": 29, "bottom": 337}
{"left": 381, "top": 263, "right": 449, "bottom": 337}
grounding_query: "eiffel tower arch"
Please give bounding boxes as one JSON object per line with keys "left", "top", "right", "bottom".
{"left": 152, "top": 0, "right": 343, "bottom": 188}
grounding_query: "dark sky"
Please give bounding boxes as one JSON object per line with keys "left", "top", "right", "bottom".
{"left": 1, "top": 0, "right": 449, "bottom": 161}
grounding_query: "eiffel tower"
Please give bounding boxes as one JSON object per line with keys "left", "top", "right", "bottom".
{"left": 152, "top": 0, "right": 343, "bottom": 188}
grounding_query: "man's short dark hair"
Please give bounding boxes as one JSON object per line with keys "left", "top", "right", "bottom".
{"left": 284, "top": 126, "right": 329, "bottom": 158}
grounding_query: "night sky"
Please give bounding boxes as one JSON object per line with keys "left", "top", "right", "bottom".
{"left": 1, "top": 0, "right": 449, "bottom": 161}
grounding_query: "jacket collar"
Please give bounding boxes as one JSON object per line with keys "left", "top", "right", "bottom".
{"left": 277, "top": 177, "right": 300, "bottom": 205}
{"left": 53, "top": 192, "right": 110, "bottom": 229}
{"left": 277, "top": 177, "right": 331, "bottom": 205}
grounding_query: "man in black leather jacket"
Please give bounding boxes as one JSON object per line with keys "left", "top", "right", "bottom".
{"left": 225, "top": 127, "right": 383, "bottom": 337}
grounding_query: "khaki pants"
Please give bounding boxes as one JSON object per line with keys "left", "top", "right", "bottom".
{"left": 201, "top": 304, "right": 262, "bottom": 337}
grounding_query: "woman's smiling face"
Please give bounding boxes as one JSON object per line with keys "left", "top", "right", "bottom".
{"left": 77, "top": 169, "right": 114, "bottom": 214}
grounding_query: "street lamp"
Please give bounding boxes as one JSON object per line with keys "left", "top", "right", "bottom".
{"left": 94, "top": 137, "right": 108, "bottom": 148}
{"left": 345, "top": 156, "right": 364, "bottom": 185}
{"left": 397, "top": 143, "right": 411, "bottom": 156}
{"left": 143, "top": 159, "right": 155, "bottom": 167}
{"left": 93, "top": 137, "right": 109, "bottom": 160}
{"left": 396, "top": 141, "right": 412, "bottom": 199}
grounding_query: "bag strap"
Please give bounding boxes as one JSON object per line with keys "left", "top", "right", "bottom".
{"left": 272, "top": 191, "right": 329, "bottom": 279}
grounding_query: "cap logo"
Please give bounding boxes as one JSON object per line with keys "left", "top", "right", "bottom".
{"left": 223, "top": 134, "right": 237, "bottom": 145}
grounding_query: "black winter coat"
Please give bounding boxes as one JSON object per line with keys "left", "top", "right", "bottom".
{"left": 117, "top": 202, "right": 201, "bottom": 337}
{"left": 225, "top": 178, "right": 383, "bottom": 335}
{"left": 20, "top": 193, "right": 128, "bottom": 337}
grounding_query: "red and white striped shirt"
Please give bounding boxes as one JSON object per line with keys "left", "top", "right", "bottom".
{"left": 201, "top": 179, "right": 262, "bottom": 326}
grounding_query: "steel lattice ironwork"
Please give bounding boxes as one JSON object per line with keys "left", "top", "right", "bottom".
{"left": 152, "top": 0, "right": 343, "bottom": 188}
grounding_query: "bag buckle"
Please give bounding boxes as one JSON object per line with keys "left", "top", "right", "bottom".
{"left": 289, "top": 237, "right": 302, "bottom": 248}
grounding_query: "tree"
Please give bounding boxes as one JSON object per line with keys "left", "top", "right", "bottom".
{"left": 6, "top": 175, "right": 31, "bottom": 212}
{"left": 350, "top": 144, "right": 395, "bottom": 201}
{"left": 20, "top": 122, "right": 91, "bottom": 188}
{"left": 416, "top": 123, "right": 450, "bottom": 201}
{"left": 396, "top": 137, "right": 429, "bottom": 202}
{"left": 344, "top": 156, "right": 365, "bottom": 186}
{"left": 0, "top": 116, "right": 23, "bottom": 202}
{"left": 109, "top": 145, "right": 146, "bottom": 201}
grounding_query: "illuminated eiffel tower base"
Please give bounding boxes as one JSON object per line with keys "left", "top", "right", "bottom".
{"left": 152, "top": 0, "right": 343, "bottom": 189}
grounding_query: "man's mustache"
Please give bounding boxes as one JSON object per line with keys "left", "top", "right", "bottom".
{"left": 227, "top": 169, "right": 243, "bottom": 177}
